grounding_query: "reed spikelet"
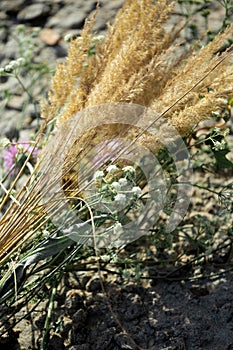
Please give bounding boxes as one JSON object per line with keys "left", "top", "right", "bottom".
{"left": 45, "top": 9, "right": 98, "bottom": 121}
{"left": 1, "top": 0, "right": 233, "bottom": 268}
{"left": 43, "top": 0, "right": 180, "bottom": 122}
{"left": 152, "top": 24, "right": 233, "bottom": 134}
{"left": 43, "top": 0, "right": 233, "bottom": 136}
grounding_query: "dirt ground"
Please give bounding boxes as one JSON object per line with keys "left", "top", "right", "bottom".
{"left": 1, "top": 262, "right": 233, "bottom": 350}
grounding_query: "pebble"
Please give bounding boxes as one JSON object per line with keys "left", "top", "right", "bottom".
{"left": 39, "top": 28, "right": 61, "bottom": 46}
{"left": 47, "top": 332, "right": 64, "bottom": 350}
{"left": 65, "top": 289, "right": 84, "bottom": 316}
{"left": 17, "top": 4, "right": 51, "bottom": 22}
{"left": 46, "top": 6, "right": 87, "bottom": 29}
{"left": 0, "top": 0, "right": 27, "bottom": 13}
{"left": 0, "top": 110, "right": 20, "bottom": 138}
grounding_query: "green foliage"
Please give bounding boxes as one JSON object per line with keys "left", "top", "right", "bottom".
{"left": 178, "top": 0, "right": 233, "bottom": 43}
{"left": 217, "top": 0, "right": 233, "bottom": 29}
{"left": 0, "top": 24, "right": 53, "bottom": 128}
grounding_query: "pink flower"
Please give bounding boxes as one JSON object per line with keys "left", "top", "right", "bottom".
{"left": 3, "top": 142, "right": 38, "bottom": 176}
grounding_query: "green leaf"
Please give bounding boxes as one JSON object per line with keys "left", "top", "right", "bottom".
{"left": 213, "top": 149, "right": 233, "bottom": 169}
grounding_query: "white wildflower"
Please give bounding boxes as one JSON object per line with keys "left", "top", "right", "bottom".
{"left": 17, "top": 57, "right": 26, "bottom": 66}
{"left": 114, "top": 193, "right": 127, "bottom": 205}
{"left": 223, "top": 128, "right": 230, "bottom": 137}
{"left": 122, "top": 165, "right": 135, "bottom": 174}
{"left": 213, "top": 140, "right": 226, "bottom": 151}
{"left": 132, "top": 186, "right": 142, "bottom": 197}
{"left": 92, "top": 35, "right": 105, "bottom": 42}
{"left": 106, "top": 164, "right": 118, "bottom": 173}
{"left": 93, "top": 170, "right": 104, "bottom": 180}
{"left": 5, "top": 64, "right": 13, "bottom": 72}
{"left": 9, "top": 60, "right": 20, "bottom": 70}
{"left": 111, "top": 182, "right": 121, "bottom": 191}
{"left": 64, "top": 33, "right": 73, "bottom": 42}
{"left": 122, "top": 165, "right": 136, "bottom": 179}
{"left": 118, "top": 178, "right": 128, "bottom": 187}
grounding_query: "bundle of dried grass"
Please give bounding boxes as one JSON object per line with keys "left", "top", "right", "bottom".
{"left": 43, "top": 0, "right": 233, "bottom": 134}
{"left": 0, "top": 0, "right": 233, "bottom": 267}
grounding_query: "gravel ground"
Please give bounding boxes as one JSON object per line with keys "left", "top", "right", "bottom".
{"left": 1, "top": 265, "right": 233, "bottom": 350}
{"left": 0, "top": 1, "right": 233, "bottom": 350}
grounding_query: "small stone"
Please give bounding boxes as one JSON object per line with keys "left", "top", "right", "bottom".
{"left": 190, "top": 285, "right": 210, "bottom": 297}
{"left": 60, "top": 316, "right": 72, "bottom": 339}
{"left": 2, "top": 38, "right": 18, "bottom": 59}
{"left": 5, "top": 127, "right": 19, "bottom": 141}
{"left": 0, "top": 110, "right": 20, "bottom": 137}
{"left": 72, "top": 309, "right": 87, "bottom": 325}
{"left": 0, "top": 0, "right": 27, "bottom": 13}
{"left": 86, "top": 277, "right": 102, "bottom": 293}
{"left": 96, "top": 327, "right": 115, "bottom": 349}
{"left": 0, "top": 11, "right": 8, "bottom": 20}
{"left": 17, "top": 4, "right": 50, "bottom": 22}
{"left": 39, "top": 28, "right": 61, "bottom": 46}
{"left": 65, "top": 290, "right": 84, "bottom": 316}
{"left": 6, "top": 95, "right": 25, "bottom": 111}
{"left": 67, "top": 345, "right": 89, "bottom": 350}
{"left": 114, "top": 333, "right": 135, "bottom": 349}
{"left": 46, "top": 6, "right": 86, "bottom": 29}
{"left": 47, "top": 332, "right": 64, "bottom": 350}
{"left": 0, "top": 28, "right": 7, "bottom": 42}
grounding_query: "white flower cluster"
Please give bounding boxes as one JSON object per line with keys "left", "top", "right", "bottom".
{"left": 106, "top": 164, "right": 118, "bottom": 173}
{"left": 93, "top": 170, "right": 104, "bottom": 180}
{"left": 64, "top": 33, "right": 105, "bottom": 43}
{"left": 111, "top": 181, "right": 121, "bottom": 191}
{"left": 0, "top": 57, "right": 26, "bottom": 74}
{"left": 211, "top": 127, "right": 230, "bottom": 151}
{"left": 122, "top": 165, "right": 136, "bottom": 180}
{"left": 64, "top": 33, "right": 77, "bottom": 42}
{"left": 212, "top": 139, "right": 227, "bottom": 151}
{"left": 93, "top": 164, "right": 142, "bottom": 208}
{"left": 132, "top": 186, "right": 142, "bottom": 197}
{"left": 0, "top": 25, "right": 41, "bottom": 76}
{"left": 92, "top": 35, "right": 105, "bottom": 42}
{"left": 17, "top": 25, "right": 39, "bottom": 60}
{"left": 114, "top": 193, "right": 127, "bottom": 206}
{"left": 118, "top": 178, "right": 128, "bottom": 187}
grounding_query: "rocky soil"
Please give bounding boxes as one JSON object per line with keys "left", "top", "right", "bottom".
{"left": 3, "top": 268, "right": 233, "bottom": 350}
{"left": 0, "top": 1, "right": 233, "bottom": 350}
